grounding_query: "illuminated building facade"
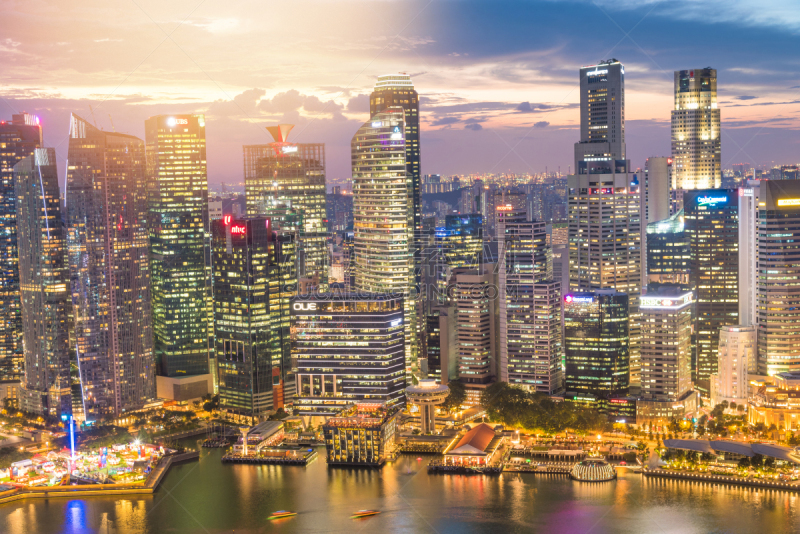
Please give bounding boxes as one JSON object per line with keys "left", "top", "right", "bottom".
{"left": 671, "top": 68, "right": 721, "bottom": 190}
{"left": 756, "top": 181, "right": 800, "bottom": 375}
{"left": 243, "top": 124, "right": 327, "bottom": 289}
{"left": 145, "top": 114, "right": 211, "bottom": 379}
{"left": 454, "top": 266, "right": 498, "bottom": 384}
{"left": 14, "top": 148, "right": 71, "bottom": 417}
{"left": 645, "top": 210, "right": 690, "bottom": 285}
{"left": 352, "top": 108, "right": 417, "bottom": 363}
{"left": 564, "top": 290, "right": 629, "bottom": 402}
{"left": 574, "top": 59, "right": 625, "bottom": 164}
{"left": 292, "top": 293, "right": 406, "bottom": 416}
{"left": 211, "top": 216, "right": 296, "bottom": 421}
{"left": 323, "top": 404, "right": 399, "bottom": 466}
{"left": 644, "top": 157, "right": 671, "bottom": 224}
{"left": 426, "top": 214, "right": 483, "bottom": 304}
{"left": 710, "top": 325, "right": 755, "bottom": 406}
{"left": 639, "top": 287, "right": 693, "bottom": 401}
{"left": 738, "top": 182, "right": 760, "bottom": 327}
{"left": 0, "top": 112, "right": 42, "bottom": 382}
{"left": 66, "top": 114, "right": 155, "bottom": 417}
{"left": 684, "top": 189, "right": 738, "bottom": 394}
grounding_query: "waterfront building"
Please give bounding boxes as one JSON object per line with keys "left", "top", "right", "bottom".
{"left": 292, "top": 293, "right": 406, "bottom": 416}
{"left": 710, "top": 325, "right": 756, "bottom": 406}
{"left": 645, "top": 210, "right": 690, "bottom": 285}
{"left": 322, "top": 403, "right": 399, "bottom": 466}
{"left": 352, "top": 108, "right": 417, "bottom": 363}
{"left": 756, "top": 180, "right": 800, "bottom": 375}
{"left": 643, "top": 157, "right": 672, "bottom": 224}
{"left": 66, "top": 114, "right": 155, "bottom": 417}
{"left": 454, "top": 266, "right": 499, "bottom": 385}
{"left": 0, "top": 112, "right": 42, "bottom": 383}
{"left": 563, "top": 290, "right": 629, "bottom": 404}
{"left": 671, "top": 68, "right": 721, "bottom": 190}
{"left": 442, "top": 422, "right": 504, "bottom": 467}
{"left": 406, "top": 379, "right": 449, "bottom": 434}
{"left": 211, "top": 216, "right": 295, "bottom": 422}
{"left": 683, "top": 189, "right": 738, "bottom": 394}
{"left": 243, "top": 124, "right": 327, "bottom": 289}
{"left": 145, "top": 114, "right": 212, "bottom": 385}
{"left": 639, "top": 286, "right": 693, "bottom": 402}
{"left": 13, "top": 148, "right": 71, "bottom": 417}
{"left": 749, "top": 372, "right": 800, "bottom": 434}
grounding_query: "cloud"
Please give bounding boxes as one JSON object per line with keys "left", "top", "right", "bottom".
{"left": 516, "top": 102, "right": 554, "bottom": 113}
{"left": 347, "top": 94, "right": 370, "bottom": 113}
{"left": 534, "top": 121, "right": 550, "bottom": 128}
{"left": 432, "top": 117, "right": 461, "bottom": 126}
{"left": 186, "top": 18, "right": 241, "bottom": 34}
{"left": 464, "top": 123, "right": 483, "bottom": 131}
{"left": 735, "top": 95, "right": 758, "bottom": 100}
{"left": 93, "top": 38, "right": 122, "bottom": 43}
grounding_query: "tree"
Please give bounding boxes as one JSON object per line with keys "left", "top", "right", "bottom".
{"left": 751, "top": 454, "right": 764, "bottom": 469}
{"left": 729, "top": 401, "right": 737, "bottom": 411}
{"left": 737, "top": 404, "right": 745, "bottom": 414}
{"left": 443, "top": 381, "right": 467, "bottom": 413}
{"left": 738, "top": 456, "right": 750, "bottom": 469}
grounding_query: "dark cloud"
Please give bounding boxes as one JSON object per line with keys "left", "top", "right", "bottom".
{"left": 516, "top": 102, "right": 555, "bottom": 113}
{"left": 432, "top": 116, "right": 461, "bottom": 126}
{"left": 347, "top": 94, "right": 370, "bottom": 113}
{"left": 534, "top": 121, "right": 550, "bottom": 128}
{"left": 464, "top": 123, "right": 483, "bottom": 131}
{"left": 735, "top": 95, "right": 758, "bottom": 100}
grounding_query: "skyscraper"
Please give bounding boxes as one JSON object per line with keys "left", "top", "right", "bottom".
{"left": 643, "top": 157, "right": 671, "bottom": 224}
{"left": 756, "top": 180, "right": 800, "bottom": 375}
{"left": 684, "top": 189, "right": 738, "bottom": 394}
{"left": 671, "top": 68, "right": 721, "bottom": 190}
{"left": 569, "top": 59, "right": 642, "bottom": 386}
{"left": 211, "top": 216, "right": 295, "bottom": 421}
{"left": 145, "top": 114, "right": 212, "bottom": 382}
{"left": 738, "top": 182, "right": 760, "bottom": 327}
{"left": 454, "top": 266, "right": 498, "bottom": 385}
{"left": 352, "top": 108, "right": 417, "bottom": 363}
{"left": 14, "top": 148, "right": 71, "bottom": 417}
{"left": 67, "top": 114, "right": 155, "bottom": 418}
{"left": 243, "top": 125, "right": 327, "bottom": 289}
{"left": 645, "top": 210, "right": 690, "bottom": 285}
{"left": 0, "top": 112, "right": 42, "bottom": 383}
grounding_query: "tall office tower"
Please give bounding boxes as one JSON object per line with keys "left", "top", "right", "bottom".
{"left": 671, "top": 68, "right": 721, "bottom": 190}
{"left": 426, "top": 214, "right": 483, "bottom": 304}
{"left": 0, "top": 112, "right": 42, "bottom": 383}
{"left": 756, "top": 181, "right": 800, "bottom": 375}
{"left": 645, "top": 210, "right": 690, "bottom": 285}
{"left": 643, "top": 157, "right": 671, "bottom": 224}
{"left": 13, "top": 149, "right": 71, "bottom": 417}
{"left": 710, "top": 325, "right": 756, "bottom": 406}
{"left": 423, "top": 304, "right": 457, "bottom": 383}
{"left": 738, "top": 182, "right": 760, "bottom": 327}
{"left": 563, "top": 290, "right": 630, "bottom": 403}
{"left": 454, "top": 266, "right": 499, "bottom": 385}
{"left": 211, "top": 216, "right": 295, "bottom": 421}
{"left": 243, "top": 124, "right": 327, "bottom": 289}
{"left": 352, "top": 108, "right": 417, "bottom": 364}
{"left": 370, "top": 74, "right": 421, "bottom": 245}
{"left": 574, "top": 59, "right": 625, "bottom": 165}
{"left": 684, "top": 189, "right": 738, "bottom": 395}
{"left": 639, "top": 286, "right": 693, "bottom": 401}
{"left": 497, "top": 206, "right": 560, "bottom": 392}
{"left": 487, "top": 188, "right": 527, "bottom": 238}
{"left": 292, "top": 293, "right": 406, "bottom": 416}
{"left": 145, "top": 115, "right": 212, "bottom": 384}
{"left": 66, "top": 114, "right": 155, "bottom": 417}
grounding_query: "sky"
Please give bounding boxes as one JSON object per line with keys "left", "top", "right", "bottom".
{"left": 2, "top": 0, "right": 799, "bottom": 186}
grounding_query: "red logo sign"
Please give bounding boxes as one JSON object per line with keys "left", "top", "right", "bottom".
{"left": 223, "top": 215, "right": 231, "bottom": 226}
{"left": 231, "top": 225, "right": 246, "bottom": 235}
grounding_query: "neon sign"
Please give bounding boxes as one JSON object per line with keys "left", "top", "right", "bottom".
{"left": 496, "top": 205, "right": 513, "bottom": 211}
{"left": 230, "top": 225, "right": 246, "bottom": 235}
{"left": 223, "top": 215, "right": 231, "bottom": 226}
{"left": 697, "top": 195, "right": 727, "bottom": 206}
{"left": 293, "top": 302, "right": 317, "bottom": 311}
{"left": 565, "top": 295, "right": 593, "bottom": 304}
{"left": 371, "top": 121, "right": 382, "bottom": 127}
{"left": 281, "top": 145, "right": 298, "bottom": 154}
{"left": 587, "top": 68, "right": 608, "bottom": 76}
{"left": 777, "top": 198, "right": 800, "bottom": 207}
{"left": 166, "top": 117, "right": 188, "bottom": 126}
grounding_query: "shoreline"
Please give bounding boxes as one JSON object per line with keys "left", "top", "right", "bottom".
{"left": 643, "top": 468, "right": 800, "bottom": 492}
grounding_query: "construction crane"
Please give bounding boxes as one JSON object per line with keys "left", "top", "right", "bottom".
{"left": 108, "top": 114, "right": 116, "bottom": 132}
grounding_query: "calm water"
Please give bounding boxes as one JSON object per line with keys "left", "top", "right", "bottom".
{"left": 2, "top": 443, "right": 799, "bottom": 533}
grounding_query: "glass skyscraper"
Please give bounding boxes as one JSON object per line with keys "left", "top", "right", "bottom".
{"left": 145, "top": 114, "right": 212, "bottom": 378}
{"left": 14, "top": 148, "right": 71, "bottom": 417}
{"left": 0, "top": 112, "right": 42, "bottom": 383}
{"left": 67, "top": 114, "right": 155, "bottom": 418}
{"left": 645, "top": 209, "right": 690, "bottom": 285}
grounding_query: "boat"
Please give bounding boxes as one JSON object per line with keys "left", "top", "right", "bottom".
{"left": 351, "top": 510, "right": 381, "bottom": 518}
{"left": 268, "top": 511, "right": 297, "bottom": 520}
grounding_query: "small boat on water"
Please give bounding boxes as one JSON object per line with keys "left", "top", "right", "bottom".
{"left": 351, "top": 510, "right": 381, "bottom": 518}
{"left": 268, "top": 511, "right": 297, "bottom": 520}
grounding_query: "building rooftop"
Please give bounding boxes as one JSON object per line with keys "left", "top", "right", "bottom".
{"left": 664, "top": 439, "right": 800, "bottom": 463}
{"left": 446, "top": 423, "right": 497, "bottom": 456}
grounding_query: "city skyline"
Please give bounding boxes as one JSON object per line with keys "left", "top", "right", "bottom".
{"left": 2, "top": 1, "right": 799, "bottom": 186}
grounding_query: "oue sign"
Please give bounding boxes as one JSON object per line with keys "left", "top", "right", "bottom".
{"left": 293, "top": 302, "right": 317, "bottom": 311}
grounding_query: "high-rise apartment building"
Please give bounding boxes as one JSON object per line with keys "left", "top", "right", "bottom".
{"left": 0, "top": 112, "right": 42, "bottom": 383}
{"left": 711, "top": 325, "right": 755, "bottom": 406}
{"left": 66, "top": 114, "right": 155, "bottom": 417}
{"left": 243, "top": 124, "right": 327, "bottom": 289}
{"left": 145, "top": 114, "right": 211, "bottom": 381}
{"left": 211, "top": 216, "right": 296, "bottom": 421}
{"left": 563, "top": 290, "right": 630, "bottom": 402}
{"left": 756, "top": 181, "right": 800, "bottom": 375}
{"left": 684, "top": 189, "right": 738, "bottom": 394}
{"left": 671, "top": 68, "right": 721, "bottom": 190}
{"left": 639, "top": 286, "right": 693, "bottom": 402}
{"left": 292, "top": 293, "right": 406, "bottom": 416}
{"left": 352, "top": 108, "right": 417, "bottom": 364}
{"left": 14, "top": 148, "right": 71, "bottom": 417}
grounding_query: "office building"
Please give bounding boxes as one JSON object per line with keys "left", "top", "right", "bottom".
{"left": 671, "top": 68, "right": 721, "bottom": 190}
{"left": 13, "top": 148, "right": 71, "bottom": 417}
{"left": 422, "top": 304, "right": 457, "bottom": 383}
{"left": 145, "top": 114, "right": 212, "bottom": 382}
{"left": 643, "top": 157, "right": 671, "bottom": 224}
{"left": 244, "top": 124, "right": 327, "bottom": 289}
{"left": 426, "top": 214, "right": 483, "bottom": 305}
{"left": 323, "top": 404, "right": 399, "bottom": 466}
{"left": 574, "top": 59, "right": 626, "bottom": 164}
{"left": 0, "top": 112, "right": 42, "bottom": 383}
{"left": 639, "top": 286, "right": 693, "bottom": 402}
{"left": 645, "top": 210, "right": 690, "bottom": 285}
{"left": 684, "top": 189, "right": 738, "bottom": 394}
{"left": 757, "top": 180, "right": 800, "bottom": 375}
{"left": 211, "top": 216, "right": 295, "bottom": 421}
{"left": 352, "top": 108, "right": 417, "bottom": 364}
{"left": 292, "top": 293, "right": 406, "bottom": 416}
{"left": 710, "top": 325, "right": 756, "bottom": 406}
{"left": 738, "top": 182, "right": 760, "bottom": 327}
{"left": 66, "top": 114, "right": 155, "bottom": 417}
{"left": 564, "top": 290, "right": 629, "bottom": 403}
{"left": 454, "top": 266, "right": 499, "bottom": 385}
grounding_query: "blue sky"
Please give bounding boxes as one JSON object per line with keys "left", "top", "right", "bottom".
{"left": 1, "top": 0, "right": 798, "bottom": 184}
